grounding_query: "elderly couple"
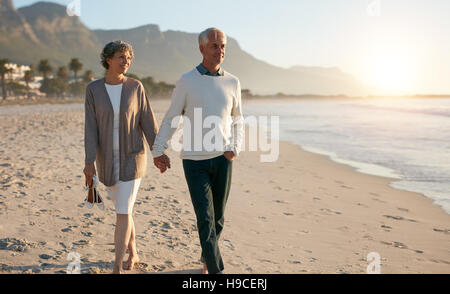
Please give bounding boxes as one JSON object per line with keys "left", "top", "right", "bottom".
{"left": 83, "top": 28, "right": 244, "bottom": 274}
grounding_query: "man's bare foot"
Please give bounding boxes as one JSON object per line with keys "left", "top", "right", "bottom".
{"left": 124, "top": 255, "right": 140, "bottom": 270}
{"left": 202, "top": 262, "right": 208, "bottom": 274}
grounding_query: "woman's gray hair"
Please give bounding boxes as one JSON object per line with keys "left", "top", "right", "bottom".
{"left": 100, "top": 40, "right": 134, "bottom": 70}
{"left": 198, "top": 28, "right": 227, "bottom": 46}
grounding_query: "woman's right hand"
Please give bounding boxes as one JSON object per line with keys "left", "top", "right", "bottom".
{"left": 83, "top": 163, "right": 96, "bottom": 187}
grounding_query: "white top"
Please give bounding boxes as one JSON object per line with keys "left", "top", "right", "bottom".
{"left": 151, "top": 68, "right": 244, "bottom": 160}
{"left": 105, "top": 83, "right": 123, "bottom": 152}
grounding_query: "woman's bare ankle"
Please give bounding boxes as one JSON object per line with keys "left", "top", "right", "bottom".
{"left": 112, "top": 264, "right": 123, "bottom": 274}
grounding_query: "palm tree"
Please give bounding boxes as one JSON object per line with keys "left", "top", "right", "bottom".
{"left": 82, "top": 70, "right": 94, "bottom": 83}
{"left": 69, "top": 58, "right": 83, "bottom": 81}
{"left": 57, "top": 66, "right": 68, "bottom": 81}
{"left": 23, "top": 65, "right": 35, "bottom": 99}
{"left": 38, "top": 59, "right": 53, "bottom": 80}
{"left": 0, "top": 59, "right": 13, "bottom": 100}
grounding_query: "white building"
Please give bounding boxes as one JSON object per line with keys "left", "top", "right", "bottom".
{"left": 5, "top": 63, "right": 31, "bottom": 80}
{"left": 5, "top": 63, "right": 44, "bottom": 89}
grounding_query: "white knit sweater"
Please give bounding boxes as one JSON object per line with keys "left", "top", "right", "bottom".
{"left": 152, "top": 68, "right": 244, "bottom": 160}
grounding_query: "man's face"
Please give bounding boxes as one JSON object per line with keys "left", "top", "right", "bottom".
{"left": 107, "top": 50, "right": 132, "bottom": 75}
{"left": 200, "top": 31, "right": 227, "bottom": 66}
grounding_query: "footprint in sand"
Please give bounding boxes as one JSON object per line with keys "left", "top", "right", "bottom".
{"left": 433, "top": 228, "right": 450, "bottom": 235}
{"left": 161, "top": 222, "right": 173, "bottom": 230}
{"left": 259, "top": 259, "right": 278, "bottom": 264}
{"left": 380, "top": 240, "right": 408, "bottom": 249}
{"left": 383, "top": 215, "right": 417, "bottom": 223}
{"left": 381, "top": 224, "right": 392, "bottom": 232}
{"left": 393, "top": 241, "right": 408, "bottom": 249}
{"left": 289, "top": 260, "right": 302, "bottom": 264}
{"left": 94, "top": 217, "right": 104, "bottom": 223}
{"left": 152, "top": 264, "right": 167, "bottom": 272}
{"left": 81, "top": 231, "right": 93, "bottom": 237}
{"left": 132, "top": 262, "right": 150, "bottom": 272}
{"left": 320, "top": 208, "right": 342, "bottom": 215}
{"left": 223, "top": 239, "right": 235, "bottom": 251}
{"left": 0, "top": 238, "right": 46, "bottom": 252}
{"left": 72, "top": 239, "right": 91, "bottom": 247}
{"left": 39, "top": 254, "right": 55, "bottom": 260}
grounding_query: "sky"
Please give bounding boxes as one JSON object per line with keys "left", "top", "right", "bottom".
{"left": 13, "top": 0, "right": 450, "bottom": 95}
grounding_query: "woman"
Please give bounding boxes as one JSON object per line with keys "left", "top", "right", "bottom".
{"left": 83, "top": 40, "right": 168, "bottom": 274}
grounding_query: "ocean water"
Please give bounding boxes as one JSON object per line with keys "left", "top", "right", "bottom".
{"left": 244, "top": 97, "right": 450, "bottom": 215}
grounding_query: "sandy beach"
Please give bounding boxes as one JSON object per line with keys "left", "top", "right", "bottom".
{"left": 0, "top": 99, "right": 449, "bottom": 274}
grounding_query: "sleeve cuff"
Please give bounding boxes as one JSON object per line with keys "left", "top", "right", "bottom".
{"left": 225, "top": 145, "right": 239, "bottom": 157}
{"left": 151, "top": 148, "right": 165, "bottom": 158}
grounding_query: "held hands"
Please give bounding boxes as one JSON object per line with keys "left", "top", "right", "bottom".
{"left": 153, "top": 152, "right": 232, "bottom": 174}
{"left": 153, "top": 154, "right": 171, "bottom": 173}
{"left": 224, "top": 151, "right": 236, "bottom": 162}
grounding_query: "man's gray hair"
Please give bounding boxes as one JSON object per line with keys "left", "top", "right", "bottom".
{"left": 100, "top": 40, "right": 134, "bottom": 70}
{"left": 198, "top": 28, "right": 227, "bottom": 46}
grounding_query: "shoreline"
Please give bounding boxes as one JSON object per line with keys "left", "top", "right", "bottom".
{"left": 242, "top": 98, "right": 450, "bottom": 217}
{"left": 3, "top": 93, "right": 450, "bottom": 108}
{"left": 0, "top": 101, "right": 448, "bottom": 273}
{"left": 287, "top": 144, "right": 449, "bottom": 216}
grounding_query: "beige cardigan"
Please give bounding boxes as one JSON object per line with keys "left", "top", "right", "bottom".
{"left": 84, "top": 77, "right": 158, "bottom": 187}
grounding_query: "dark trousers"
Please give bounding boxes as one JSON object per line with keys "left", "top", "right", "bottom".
{"left": 182, "top": 154, "right": 233, "bottom": 274}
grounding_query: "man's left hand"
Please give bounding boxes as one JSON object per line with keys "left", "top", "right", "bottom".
{"left": 224, "top": 151, "right": 236, "bottom": 162}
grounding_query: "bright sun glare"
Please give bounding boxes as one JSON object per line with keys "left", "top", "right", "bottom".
{"left": 368, "top": 55, "right": 414, "bottom": 94}
{"left": 363, "top": 45, "right": 420, "bottom": 95}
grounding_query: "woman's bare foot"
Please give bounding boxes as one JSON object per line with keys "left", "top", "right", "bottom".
{"left": 202, "top": 262, "right": 208, "bottom": 274}
{"left": 112, "top": 264, "right": 123, "bottom": 274}
{"left": 124, "top": 255, "right": 140, "bottom": 270}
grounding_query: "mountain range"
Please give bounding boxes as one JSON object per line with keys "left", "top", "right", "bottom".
{"left": 0, "top": 0, "right": 369, "bottom": 96}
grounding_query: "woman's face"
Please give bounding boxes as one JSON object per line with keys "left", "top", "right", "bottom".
{"left": 107, "top": 50, "right": 132, "bottom": 75}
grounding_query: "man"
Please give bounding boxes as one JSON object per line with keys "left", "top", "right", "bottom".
{"left": 152, "top": 27, "right": 244, "bottom": 274}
